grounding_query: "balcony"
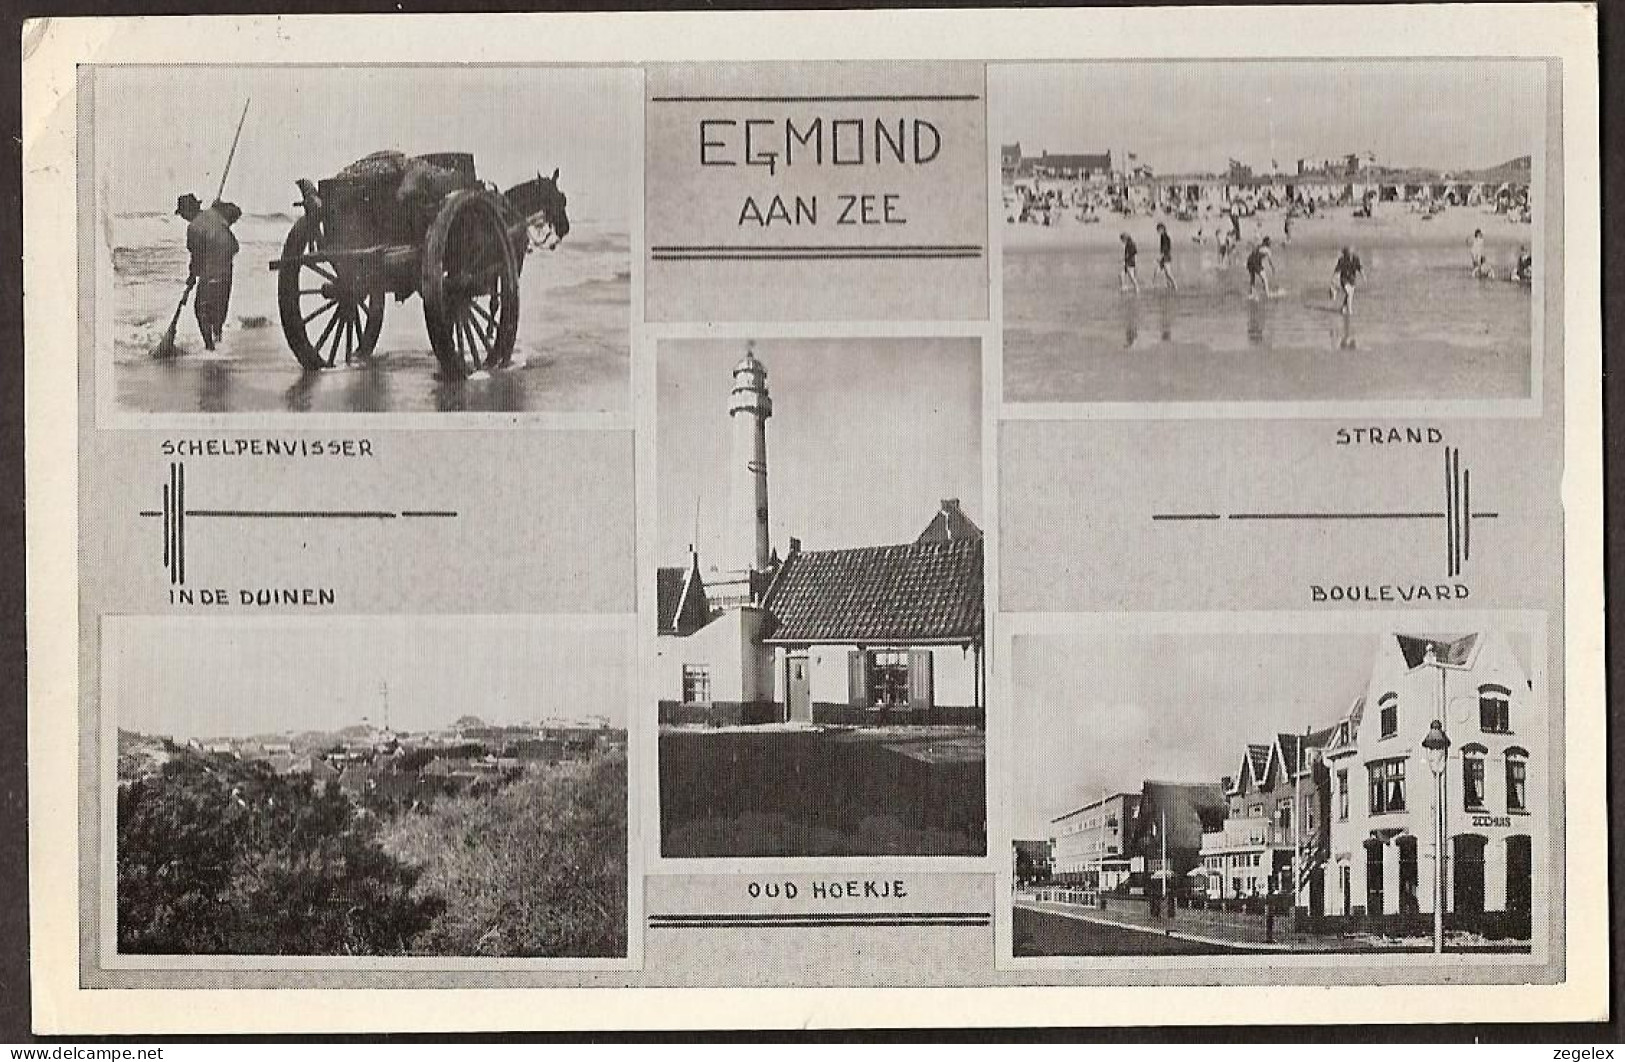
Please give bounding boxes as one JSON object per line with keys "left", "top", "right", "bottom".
{"left": 1200, "top": 819, "right": 1292, "bottom": 853}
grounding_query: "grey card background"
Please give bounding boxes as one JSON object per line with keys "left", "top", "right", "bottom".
{"left": 999, "top": 416, "right": 1562, "bottom": 614}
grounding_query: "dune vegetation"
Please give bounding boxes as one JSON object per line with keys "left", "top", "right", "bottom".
{"left": 117, "top": 747, "right": 627, "bottom": 958}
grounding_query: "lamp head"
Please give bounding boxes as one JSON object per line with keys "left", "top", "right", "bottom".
{"left": 1422, "top": 718, "right": 1451, "bottom": 774}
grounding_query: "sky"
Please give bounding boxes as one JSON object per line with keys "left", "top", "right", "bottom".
{"left": 94, "top": 65, "right": 637, "bottom": 225}
{"left": 108, "top": 619, "right": 631, "bottom": 739}
{"left": 993, "top": 60, "right": 1544, "bottom": 176}
{"left": 1010, "top": 630, "right": 1533, "bottom": 840}
{"left": 656, "top": 337, "right": 982, "bottom": 567}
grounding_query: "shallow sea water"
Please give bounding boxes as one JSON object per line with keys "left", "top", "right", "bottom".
{"left": 1003, "top": 230, "right": 1533, "bottom": 404}
{"left": 110, "top": 213, "right": 631, "bottom": 415}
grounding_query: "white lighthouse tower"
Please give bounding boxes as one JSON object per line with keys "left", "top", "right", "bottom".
{"left": 727, "top": 342, "right": 773, "bottom": 578}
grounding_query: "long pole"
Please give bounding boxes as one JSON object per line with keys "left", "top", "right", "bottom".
{"left": 1434, "top": 665, "right": 1448, "bottom": 955}
{"left": 213, "top": 99, "right": 251, "bottom": 204}
{"left": 1434, "top": 770, "right": 1445, "bottom": 953}
{"left": 1097, "top": 787, "right": 1106, "bottom": 894}
{"left": 1292, "top": 734, "right": 1303, "bottom": 931}
{"left": 1160, "top": 808, "right": 1169, "bottom": 919}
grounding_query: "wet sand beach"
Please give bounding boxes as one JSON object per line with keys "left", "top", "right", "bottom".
{"left": 1002, "top": 205, "right": 1533, "bottom": 405}
{"left": 109, "top": 213, "right": 631, "bottom": 416}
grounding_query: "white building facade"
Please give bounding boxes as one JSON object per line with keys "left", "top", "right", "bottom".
{"left": 1050, "top": 792, "right": 1140, "bottom": 889}
{"left": 1321, "top": 632, "right": 1541, "bottom": 938}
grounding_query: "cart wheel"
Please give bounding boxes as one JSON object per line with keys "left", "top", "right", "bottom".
{"left": 421, "top": 190, "right": 520, "bottom": 378}
{"left": 277, "top": 215, "right": 385, "bottom": 371}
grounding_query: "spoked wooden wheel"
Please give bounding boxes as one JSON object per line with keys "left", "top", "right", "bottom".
{"left": 421, "top": 190, "right": 520, "bottom": 378}
{"left": 277, "top": 215, "right": 385, "bottom": 371}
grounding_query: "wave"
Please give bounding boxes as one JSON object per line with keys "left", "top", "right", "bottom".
{"left": 110, "top": 211, "right": 625, "bottom": 254}
{"left": 107, "top": 211, "right": 300, "bottom": 251}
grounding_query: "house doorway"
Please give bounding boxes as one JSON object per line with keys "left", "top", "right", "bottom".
{"left": 787, "top": 654, "right": 812, "bottom": 724}
{"left": 1506, "top": 835, "right": 1532, "bottom": 915}
{"left": 1364, "top": 839, "right": 1385, "bottom": 917}
{"left": 1453, "top": 834, "right": 1487, "bottom": 917}
{"left": 1397, "top": 836, "right": 1419, "bottom": 914}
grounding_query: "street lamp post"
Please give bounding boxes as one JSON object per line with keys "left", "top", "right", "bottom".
{"left": 1422, "top": 717, "right": 1452, "bottom": 955}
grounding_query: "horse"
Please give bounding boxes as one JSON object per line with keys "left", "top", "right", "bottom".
{"left": 502, "top": 168, "right": 571, "bottom": 253}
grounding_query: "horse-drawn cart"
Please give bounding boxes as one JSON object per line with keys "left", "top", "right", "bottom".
{"left": 268, "top": 151, "right": 568, "bottom": 378}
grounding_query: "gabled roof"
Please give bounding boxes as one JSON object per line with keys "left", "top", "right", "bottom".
{"left": 1323, "top": 694, "right": 1370, "bottom": 757}
{"left": 1229, "top": 746, "right": 1263, "bottom": 796}
{"left": 917, "top": 499, "right": 983, "bottom": 545}
{"left": 1395, "top": 633, "right": 1480, "bottom": 670}
{"left": 656, "top": 558, "right": 711, "bottom": 636}
{"left": 1245, "top": 744, "right": 1271, "bottom": 786}
{"left": 656, "top": 567, "right": 686, "bottom": 630}
{"left": 762, "top": 537, "right": 983, "bottom": 645}
{"left": 1273, "top": 726, "right": 1339, "bottom": 780}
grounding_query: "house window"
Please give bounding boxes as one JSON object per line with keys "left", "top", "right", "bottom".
{"left": 1378, "top": 692, "right": 1399, "bottom": 738}
{"left": 1277, "top": 801, "right": 1292, "bottom": 833}
{"left": 681, "top": 666, "right": 711, "bottom": 704}
{"left": 1479, "top": 684, "right": 1511, "bottom": 734}
{"left": 1304, "top": 795, "right": 1316, "bottom": 831}
{"left": 866, "top": 651, "right": 910, "bottom": 708}
{"left": 1462, "top": 749, "right": 1486, "bottom": 810}
{"left": 1249, "top": 803, "right": 1263, "bottom": 818}
{"left": 1337, "top": 769, "right": 1349, "bottom": 821}
{"left": 1368, "top": 759, "right": 1406, "bottom": 815}
{"left": 1506, "top": 751, "right": 1528, "bottom": 812}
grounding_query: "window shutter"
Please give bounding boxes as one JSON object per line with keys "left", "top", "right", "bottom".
{"left": 908, "top": 649, "right": 934, "bottom": 711}
{"left": 848, "top": 650, "right": 867, "bottom": 707}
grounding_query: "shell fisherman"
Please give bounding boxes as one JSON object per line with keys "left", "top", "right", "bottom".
{"left": 175, "top": 193, "right": 241, "bottom": 351}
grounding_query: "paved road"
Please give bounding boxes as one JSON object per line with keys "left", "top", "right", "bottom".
{"left": 1013, "top": 906, "right": 1255, "bottom": 957}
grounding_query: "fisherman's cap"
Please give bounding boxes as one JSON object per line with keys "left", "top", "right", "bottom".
{"left": 175, "top": 193, "right": 202, "bottom": 215}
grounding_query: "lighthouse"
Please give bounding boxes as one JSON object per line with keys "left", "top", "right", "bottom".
{"left": 728, "top": 342, "right": 773, "bottom": 576}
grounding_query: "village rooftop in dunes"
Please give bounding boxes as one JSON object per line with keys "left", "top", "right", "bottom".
{"left": 654, "top": 337, "right": 986, "bottom": 857}
{"left": 107, "top": 618, "right": 631, "bottom": 959}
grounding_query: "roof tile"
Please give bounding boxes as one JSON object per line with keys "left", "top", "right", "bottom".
{"left": 763, "top": 538, "right": 983, "bottom": 644}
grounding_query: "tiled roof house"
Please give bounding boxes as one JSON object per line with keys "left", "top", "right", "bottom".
{"left": 657, "top": 500, "right": 985, "bottom": 726}
{"left": 653, "top": 343, "right": 985, "bottom": 728}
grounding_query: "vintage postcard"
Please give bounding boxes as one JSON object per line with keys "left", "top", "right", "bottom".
{"left": 22, "top": 6, "right": 1604, "bottom": 1034}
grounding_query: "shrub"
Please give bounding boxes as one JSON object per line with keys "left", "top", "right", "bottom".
{"left": 117, "top": 751, "right": 442, "bottom": 955}
{"left": 381, "top": 749, "right": 627, "bottom": 958}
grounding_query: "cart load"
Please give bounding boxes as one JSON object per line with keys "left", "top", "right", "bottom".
{"left": 269, "top": 151, "right": 570, "bottom": 377}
